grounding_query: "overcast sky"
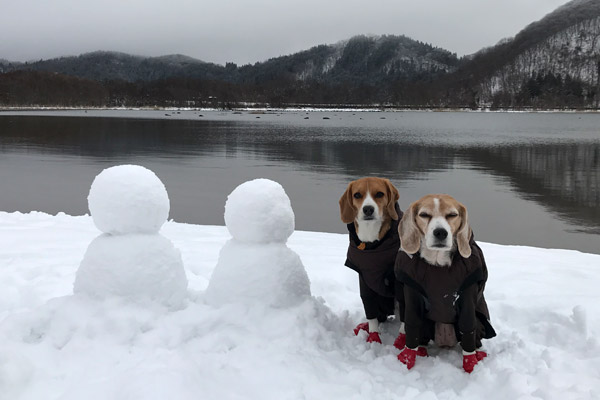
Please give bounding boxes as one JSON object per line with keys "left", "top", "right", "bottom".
{"left": 1, "top": 0, "right": 572, "bottom": 65}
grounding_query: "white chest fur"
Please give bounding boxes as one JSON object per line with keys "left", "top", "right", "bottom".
{"left": 419, "top": 244, "right": 453, "bottom": 267}
{"left": 356, "top": 219, "right": 382, "bottom": 243}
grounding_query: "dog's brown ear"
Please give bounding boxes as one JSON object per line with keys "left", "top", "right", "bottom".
{"left": 385, "top": 179, "right": 400, "bottom": 220}
{"left": 399, "top": 201, "right": 421, "bottom": 254}
{"left": 339, "top": 181, "right": 357, "bottom": 224}
{"left": 456, "top": 202, "right": 472, "bottom": 258}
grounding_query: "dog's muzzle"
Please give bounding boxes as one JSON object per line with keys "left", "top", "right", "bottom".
{"left": 431, "top": 227, "right": 451, "bottom": 248}
{"left": 362, "top": 205, "right": 375, "bottom": 220}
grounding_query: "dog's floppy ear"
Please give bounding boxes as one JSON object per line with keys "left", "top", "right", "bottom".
{"left": 339, "top": 181, "right": 357, "bottom": 224}
{"left": 399, "top": 201, "right": 421, "bottom": 254}
{"left": 456, "top": 202, "right": 472, "bottom": 258}
{"left": 384, "top": 179, "right": 400, "bottom": 220}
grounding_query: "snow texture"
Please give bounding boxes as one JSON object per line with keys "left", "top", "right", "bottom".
{"left": 0, "top": 211, "right": 599, "bottom": 400}
{"left": 73, "top": 234, "right": 188, "bottom": 309}
{"left": 224, "top": 178, "right": 295, "bottom": 243}
{"left": 205, "top": 240, "right": 311, "bottom": 307}
{"left": 88, "top": 165, "right": 170, "bottom": 235}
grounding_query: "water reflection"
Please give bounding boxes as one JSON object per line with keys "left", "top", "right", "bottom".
{"left": 467, "top": 145, "right": 600, "bottom": 234}
{"left": 0, "top": 114, "right": 598, "bottom": 252}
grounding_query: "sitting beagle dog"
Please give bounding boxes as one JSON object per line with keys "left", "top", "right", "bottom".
{"left": 394, "top": 194, "right": 496, "bottom": 373}
{"left": 339, "top": 177, "right": 403, "bottom": 344}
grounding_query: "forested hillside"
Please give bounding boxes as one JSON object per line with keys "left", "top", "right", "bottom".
{"left": 1, "top": 0, "right": 599, "bottom": 109}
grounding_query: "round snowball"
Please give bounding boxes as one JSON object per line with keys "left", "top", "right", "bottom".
{"left": 74, "top": 234, "right": 188, "bottom": 309}
{"left": 88, "top": 165, "right": 170, "bottom": 234}
{"left": 224, "top": 179, "right": 294, "bottom": 243}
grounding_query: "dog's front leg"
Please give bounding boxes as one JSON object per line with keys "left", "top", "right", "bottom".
{"left": 457, "top": 284, "right": 487, "bottom": 373}
{"left": 397, "top": 286, "right": 428, "bottom": 369}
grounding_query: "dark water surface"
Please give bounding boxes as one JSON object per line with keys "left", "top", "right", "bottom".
{"left": 0, "top": 109, "right": 598, "bottom": 254}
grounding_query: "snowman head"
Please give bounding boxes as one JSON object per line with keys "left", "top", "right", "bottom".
{"left": 224, "top": 179, "right": 295, "bottom": 244}
{"left": 88, "top": 165, "right": 170, "bottom": 235}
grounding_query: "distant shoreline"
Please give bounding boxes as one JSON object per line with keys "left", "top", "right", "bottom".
{"left": 2, "top": 106, "right": 600, "bottom": 114}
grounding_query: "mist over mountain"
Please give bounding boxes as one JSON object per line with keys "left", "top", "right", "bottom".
{"left": 1, "top": 0, "right": 599, "bottom": 109}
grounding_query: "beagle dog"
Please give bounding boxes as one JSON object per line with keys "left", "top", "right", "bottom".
{"left": 339, "top": 177, "right": 402, "bottom": 344}
{"left": 395, "top": 194, "right": 495, "bottom": 373}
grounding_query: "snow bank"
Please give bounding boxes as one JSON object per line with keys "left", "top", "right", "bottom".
{"left": 88, "top": 165, "right": 169, "bottom": 235}
{"left": 0, "top": 211, "right": 599, "bottom": 400}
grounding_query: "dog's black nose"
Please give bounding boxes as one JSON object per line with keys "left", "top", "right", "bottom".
{"left": 433, "top": 228, "right": 448, "bottom": 240}
{"left": 363, "top": 205, "right": 374, "bottom": 217}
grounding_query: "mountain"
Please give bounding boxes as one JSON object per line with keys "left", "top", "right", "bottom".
{"left": 453, "top": 0, "right": 600, "bottom": 108}
{"left": 240, "top": 35, "right": 458, "bottom": 85}
{"left": 2, "top": 0, "right": 600, "bottom": 108}
{"left": 0, "top": 35, "right": 458, "bottom": 86}
{"left": 2, "top": 51, "right": 230, "bottom": 82}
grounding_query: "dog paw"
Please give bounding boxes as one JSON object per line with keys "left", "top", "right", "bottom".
{"left": 463, "top": 353, "right": 486, "bottom": 373}
{"left": 416, "top": 346, "right": 428, "bottom": 357}
{"left": 393, "top": 333, "right": 406, "bottom": 350}
{"left": 398, "top": 347, "right": 426, "bottom": 369}
{"left": 353, "top": 322, "right": 369, "bottom": 336}
{"left": 366, "top": 332, "right": 382, "bottom": 344}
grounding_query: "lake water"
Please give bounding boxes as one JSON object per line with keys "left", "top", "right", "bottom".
{"left": 0, "top": 109, "right": 598, "bottom": 254}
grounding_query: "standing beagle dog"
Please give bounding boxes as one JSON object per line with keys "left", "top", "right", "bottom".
{"left": 394, "top": 194, "right": 496, "bottom": 373}
{"left": 339, "top": 177, "right": 403, "bottom": 344}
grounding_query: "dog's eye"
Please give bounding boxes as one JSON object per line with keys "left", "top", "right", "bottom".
{"left": 353, "top": 193, "right": 362, "bottom": 199}
{"left": 418, "top": 212, "right": 431, "bottom": 219}
{"left": 375, "top": 192, "right": 384, "bottom": 198}
{"left": 447, "top": 213, "right": 458, "bottom": 218}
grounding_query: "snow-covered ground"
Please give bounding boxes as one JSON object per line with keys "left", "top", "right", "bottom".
{"left": 1, "top": 210, "right": 599, "bottom": 400}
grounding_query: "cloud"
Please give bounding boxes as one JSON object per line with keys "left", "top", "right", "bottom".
{"left": 0, "top": 0, "right": 571, "bottom": 64}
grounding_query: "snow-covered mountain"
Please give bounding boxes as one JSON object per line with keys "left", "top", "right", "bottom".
{"left": 2, "top": 0, "right": 600, "bottom": 108}
{"left": 463, "top": 0, "right": 600, "bottom": 107}
{"left": 480, "top": 17, "right": 600, "bottom": 104}
{"left": 251, "top": 35, "right": 458, "bottom": 85}
{"left": 0, "top": 35, "right": 458, "bottom": 86}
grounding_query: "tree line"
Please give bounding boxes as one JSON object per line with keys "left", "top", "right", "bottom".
{"left": 0, "top": 69, "right": 597, "bottom": 110}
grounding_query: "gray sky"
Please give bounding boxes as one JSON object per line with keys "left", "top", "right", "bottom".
{"left": 1, "top": 0, "right": 571, "bottom": 65}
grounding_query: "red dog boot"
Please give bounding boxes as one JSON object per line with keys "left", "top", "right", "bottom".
{"left": 463, "top": 353, "right": 482, "bottom": 373}
{"left": 393, "top": 332, "right": 406, "bottom": 350}
{"left": 416, "top": 346, "right": 428, "bottom": 357}
{"left": 366, "top": 332, "right": 382, "bottom": 344}
{"left": 353, "top": 322, "right": 369, "bottom": 336}
{"left": 398, "top": 347, "right": 417, "bottom": 369}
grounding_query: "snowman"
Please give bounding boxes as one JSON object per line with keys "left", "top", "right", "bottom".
{"left": 205, "top": 179, "right": 311, "bottom": 308}
{"left": 73, "top": 165, "right": 188, "bottom": 309}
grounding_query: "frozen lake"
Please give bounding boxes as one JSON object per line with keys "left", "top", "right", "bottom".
{"left": 0, "top": 109, "right": 598, "bottom": 253}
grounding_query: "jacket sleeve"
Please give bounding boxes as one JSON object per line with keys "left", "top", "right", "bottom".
{"left": 456, "top": 283, "right": 478, "bottom": 352}
{"left": 402, "top": 284, "right": 430, "bottom": 349}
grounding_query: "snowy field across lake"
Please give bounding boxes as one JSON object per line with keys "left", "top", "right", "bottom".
{"left": 1, "top": 211, "right": 599, "bottom": 400}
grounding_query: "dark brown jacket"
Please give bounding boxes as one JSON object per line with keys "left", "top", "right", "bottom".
{"left": 394, "top": 235, "right": 495, "bottom": 351}
{"left": 344, "top": 204, "right": 403, "bottom": 321}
